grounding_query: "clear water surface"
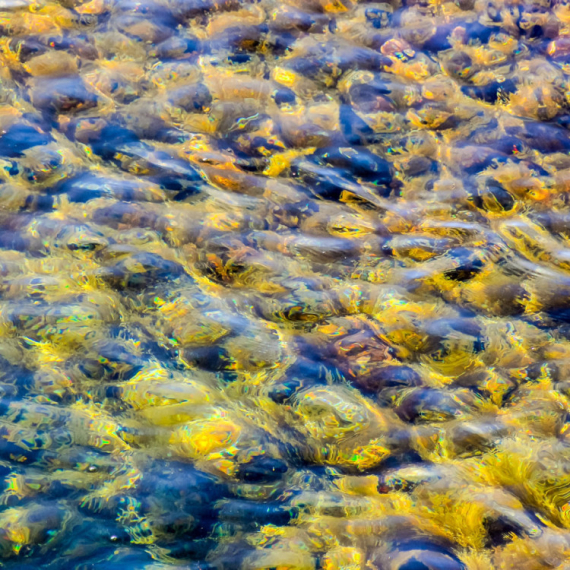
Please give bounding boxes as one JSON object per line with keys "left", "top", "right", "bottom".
{"left": 0, "top": 0, "right": 569, "bottom": 568}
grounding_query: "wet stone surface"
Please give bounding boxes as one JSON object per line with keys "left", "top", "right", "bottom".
{"left": 2, "top": 0, "right": 570, "bottom": 567}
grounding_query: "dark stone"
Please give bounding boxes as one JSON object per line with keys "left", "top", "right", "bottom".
{"left": 486, "top": 0, "right": 502, "bottom": 21}
{"left": 0, "top": 384, "right": 18, "bottom": 402}
{"left": 354, "top": 365, "right": 423, "bottom": 393}
{"left": 349, "top": 80, "right": 396, "bottom": 113}
{"left": 403, "top": 156, "right": 438, "bottom": 177}
{"left": 462, "top": 152, "right": 510, "bottom": 175}
{"left": 271, "top": 7, "right": 327, "bottom": 33}
{"left": 101, "top": 252, "right": 186, "bottom": 290}
{"left": 395, "top": 388, "right": 469, "bottom": 423}
{"left": 236, "top": 456, "right": 289, "bottom": 483}
{"left": 170, "top": 0, "right": 214, "bottom": 20}
{"left": 544, "top": 306, "right": 570, "bottom": 324}
{"left": 210, "top": 25, "right": 268, "bottom": 53}
{"left": 269, "top": 31, "right": 298, "bottom": 55}
{"left": 455, "top": 0, "right": 475, "bottom": 10}
{"left": 22, "top": 194, "right": 54, "bottom": 212}
{"left": 286, "top": 56, "right": 327, "bottom": 80}
{"left": 114, "top": 0, "right": 178, "bottom": 29}
{"left": 154, "top": 35, "right": 200, "bottom": 59}
{"left": 313, "top": 146, "right": 393, "bottom": 186}
{"left": 484, "top": 514, "right": 532, "bottom": 547}
{"left": 48, "top": 35, "right": 99, "bottom": 60}
{"left": 399, "top": 552, "right": 463, "bottom": 570}
{"left": 340, "top": 104, "right": 378, "bottom": 145}
{"left": 0, "top": 231, "right": 29, "bottom": 251}
{"left": 400, "top": 561, "right": 430, "bottom": 570}
{"left": 513, "top": 122, "right": 570, "bottom": 153}
{"left": 488, "top": 135, "right": 525, "bottom": 156}
{"left": 0, "top": 427, "right": 42, "bottom": 463}
{"left": 425, "top": 317, "right": 483, "bottom": 342}
{"left": 445, "top": 52, "right": 473, "bottom": 79}
{"left": 227, "top": 53, "right": 252, "bottom": 64}
{"left": 365, "top": 7, "right": 392, "bottom": 28}
{"left": 370, "top": 540, "right": 466, "bottom": 570}
{"left": 293, "top": 160, "right": 392, "bottom": 202}
{"left": 334, "top": 46, "right": 387, "bottom": 72}
{"left": 464, "top": 21, "right": 496, "bottom": 44}
{"left": 105, "top": 385, "right": 122, "bottom": 399}
{"left": 93, "top": 202, "right": 158, "bottom": 229}
{"left": 219, "top": 500, "right": 294, "bottom": 527}
{"left": 444, "top": 251, "right": 483, "bottom": 281}
{"left": 139, "top": 460, "right": 226, "bottom": 503}
{"left": 273, "top": 88, "right": 297, "bottom": 106}
{"left": 466, "top": 178, "right": 515, "bottom": 211}
{"left": 422, "top": 26, "right": 454, "bottom": 51}
{"left": 481, "top": 179, "right": 516, "bottom": 212}
{"left": 75, "top": 547, "right": 155, "bottom": 569}
{"left": 292, "top": 162, "right": 349, "bottom": 201}
{"left": 172, "top": 185, "right": 202, "bottom": 200}
{"left": 50, "top": 173, "right": 163, "bottom": 203}
{"left": 169, "top": 83, "right": 212, "bottom": 112}
{"left": 462, "top": 79, "right": 517, "bottom": 103}
{"left": 0, "top": 124, "right": 53, "bottom": 158}
{"left": 268, "top": 378, "right": 311, "bottom": 403}
{"left": 181, "top": 345, "right": 231, "bottom": 371}
{"left": 9, "top": 37, "right": 47, "bottom": 62}
{"left": 88, "top": 124, "right": 140, "bottom": 159}
{"left": 31, "top": 76, "right": 98, "bottom": 115}
{"left": 95, "top": 342, "right": 142, "bottom": 379}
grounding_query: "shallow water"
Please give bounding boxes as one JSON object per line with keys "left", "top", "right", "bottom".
{"left": 2, "top": 0, "right": 570, "bottom": 568}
